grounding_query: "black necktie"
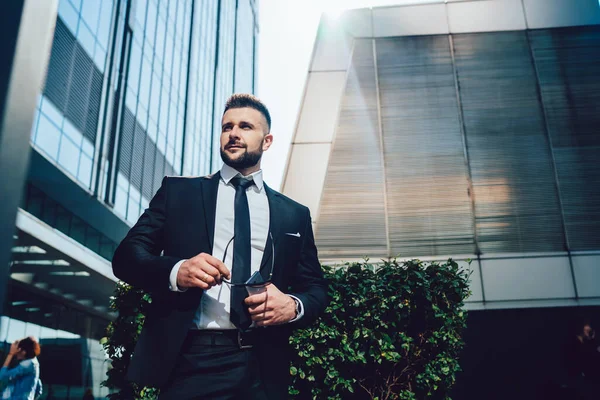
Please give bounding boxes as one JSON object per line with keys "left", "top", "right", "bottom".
{"left": 230, "top": 177, "right": 254, "bottom": 330}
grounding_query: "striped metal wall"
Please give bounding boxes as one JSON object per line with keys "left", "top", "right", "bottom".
{"left": 315, "top": 25, "right": 600, "bottom": 259}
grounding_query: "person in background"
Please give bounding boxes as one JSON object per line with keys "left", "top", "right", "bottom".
{"left": 82, "top": 387, "right": 94, "bottom": 400}
{"left": 0, "top": 337, "right": 42, "bottom": 400}
{"left": 565, "top": 320, "right": 600, "bottom": 399}
{"left": 570, "top": 321, "right": 600, "bottom": 378}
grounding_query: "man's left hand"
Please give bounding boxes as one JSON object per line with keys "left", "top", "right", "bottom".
{"left": 245, "top": 284, "right": 296, "bottom": 326}
{"left": 8, "top": 341, "right": 20, "bottom": 355}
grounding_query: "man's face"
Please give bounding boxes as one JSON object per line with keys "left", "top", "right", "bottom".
{"left": 220, "top": 107, "right": 272, "bottom": 170}
{"left": 16, "top": 348, "right": 26, "bottom": 360}
{"left": 583, "top": 324, "right": 592, "bottom": 338}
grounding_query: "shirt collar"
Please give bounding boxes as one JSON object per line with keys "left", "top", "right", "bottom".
{"left": 220, "top": 163, "right": 264, "bottom": 191}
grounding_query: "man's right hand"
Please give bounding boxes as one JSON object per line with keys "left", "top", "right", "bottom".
{"left": 177, "top": 253, "right": 231, "bottom": 290}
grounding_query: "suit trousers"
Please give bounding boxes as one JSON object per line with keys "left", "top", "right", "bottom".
{"left": 159, "top": 331, "right": 269, "bottom": 400}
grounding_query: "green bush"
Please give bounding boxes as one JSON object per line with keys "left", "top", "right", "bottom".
{"left": 290, "top": 259, "right": 470, "bottom": 400}
{"left": 101, "top": 282, "right": 158, "bottom": 400}
{"left": 101, "top": 259, "right": 470, "bottom": 400}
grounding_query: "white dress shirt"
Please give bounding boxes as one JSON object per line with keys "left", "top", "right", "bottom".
{"left": 169, "top": 164, "right": 303, "bottom": 329}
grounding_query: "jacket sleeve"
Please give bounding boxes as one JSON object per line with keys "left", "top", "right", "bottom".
{"left": 0, "top": 361, "right": 33, "bottom": 383}
{"left": 288, "top": 208, "right": 329, "bottom": 328}
{"left": 34, "top": 378, "right": 42, "bottom": 399}
{"left": 112, "top": 177, "right": 180, "bottom": 292}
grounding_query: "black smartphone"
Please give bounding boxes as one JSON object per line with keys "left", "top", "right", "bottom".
{"left": 245, "top": 271, "right": 268, "bottom": 295}
{"left": 245, "top": 271, "right": 265, "bottom": 285}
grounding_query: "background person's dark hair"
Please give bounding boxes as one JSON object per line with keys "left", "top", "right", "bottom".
{"left": 223, "top": 94, "right": 271, "bottom": 133}
{"left": 18, "top": 336, "right": 41, "bottom": 359}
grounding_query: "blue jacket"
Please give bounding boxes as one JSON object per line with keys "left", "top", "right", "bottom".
{"left": 0, "top": 358, "right": 42, "bottom": 400}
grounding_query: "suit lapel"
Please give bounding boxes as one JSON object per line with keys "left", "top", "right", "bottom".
{"left": 200, "top": 172, "right": 221, "bottom": 252}
{"left": 261, "top": 184, "right": 284, "bottom": 279}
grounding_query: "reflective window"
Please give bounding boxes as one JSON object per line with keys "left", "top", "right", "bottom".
{"left": 145, "top": 2, "right": 157, "bottom": 46}
{"left": 97, "top": 1, "right": 112, "bottom": 49}
{"left": 35, "top": 113, "right": 62, "bottom": 160}
{"left": 77, "top": 20, "right": 95, "bottom": 58}
{"left": 58, "top": 0, "right": 79, "bottom": 34}
{"left": 33, "top": 0, "right": 117, "bottom": 191}
{"left": 129, "top": 41, "right": 142, "bottom": 92}
{"left": 94, "top": 42, "right": 106, "bottom": 72}
{"left": 58, "top": 136, "right": 80, "bottom": 176}
{"left": 234, "top": 0, "right": 257, "bottom": 93}
{"left": 62, "top": 118, "right": 83, "bottom": 146}
{"left": 78, "top": 154, "right": 93, "bottom": 188}
{"left": 38, "top": 0, "right": 258, "bottom": 227}
{"left": 135, "top": 0, "right": 147, "bottom": 26}
{"left": 82, "top": 138, "right": 94, "bottom": 157}
{"left": 41, "top": 98, "right": 64, "bottom": 128}
{"left": 114, "top": 186, "right": 128, "bottom": 217}
{"left": 69, "top": 0, "right": 82, "bottom": 12}
{"left": 80, "top": 0, "right": 100, "bottom": 33}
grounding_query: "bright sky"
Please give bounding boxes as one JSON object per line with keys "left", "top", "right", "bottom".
{"left": 257, "top": 0, "right": 430, "bottom": 189}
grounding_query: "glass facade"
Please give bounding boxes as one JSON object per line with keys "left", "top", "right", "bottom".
{"left": 183, "top": 1, "right": 219, "bottom": 176}
{"left": 234, "top": 0, "right": 257, "bottom": 94}
{"left": 32, "top": 0, "right": 114, "bottom": 190}
{"left": 211, "top": 0, "right": 238, "bottom": 172}
{"left": 4, "top": 1, "right": 260, "bottom": 399}
{"left": 31, "top": 0, "right": 259, "bottom": 225}
{"left": 21, "top": 184, "right": 118, "bottom": 262}
{"left": 113, "top": 0, "right": 192, "bottom": 224}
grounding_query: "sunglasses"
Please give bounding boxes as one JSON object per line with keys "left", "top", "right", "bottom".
{"left": 220, "top": 232, "right": 274, "bottom": 288}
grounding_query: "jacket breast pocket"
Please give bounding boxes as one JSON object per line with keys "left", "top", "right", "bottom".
{"left": 281, "top": 232, "right": 302, "bottom": 245}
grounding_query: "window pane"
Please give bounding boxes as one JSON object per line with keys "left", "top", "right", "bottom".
{"left": 58, "top": 135, "right": 81, "bottom": 176}
{"left": 62, "top": 118, "right": 83, "bottom": 147}
{"left": 155, "top": 15, "right": 166, "bottom": 61}
{"left": 78, "top": 153, "right": 93, "bottom": 187}
{"left": 41, "top": 97, "right": 64, "bottom": 128}
{"left": 135, "top": 0, "right": 147, "bottom": 26}
{"left": 127, "top": 197, "right": 140, "bottom": 223}
{"left": 94, "top": 43, "right": 106, "bottom": 72}
{"left": 129, "top": 41, "right": 143, "bottom": 92}
{"left": 58, "top": 0, "right": 79, "bottom": 34}
{"left": 115, "top": 186, "right": 128, "bottom": 216}
{"left": 139, "top": 58, "right": 152, "bottom": 107}
{"left": 150, "top": 73, "right": 161, "bottom": 117}
{"left": 145, "top": 2, "right": 157, "bottom": 46}
{"left": 69, "top": 0, "right": 82, "bottom": 12}
{"left": 97, "top": 0, "right": 113, "bottom": 49}
{"left": 81, "top": 138, "right": 93, "bottom": 158}
{"left": 77, "top": 21, "right": 96, "bottom": 58}
{"left": 35, "top": 113, "right": 62, "bottom": 160}
{"left": 81, "top": 0, "right": 101, "bottom": 34}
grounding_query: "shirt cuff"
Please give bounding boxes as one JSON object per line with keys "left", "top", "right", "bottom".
{"left": 169, "top": 260, "right": 188, "bottom": 292}
{"left": 287, "top": 294, "right": 304, "bottom": 322}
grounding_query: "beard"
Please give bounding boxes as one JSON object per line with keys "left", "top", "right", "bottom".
{"left": 220, "top": 141, "right": 264, "bottom": 170}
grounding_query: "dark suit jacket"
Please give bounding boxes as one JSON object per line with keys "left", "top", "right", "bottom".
{"left": 112, "top": 173, "right": 328, "bottom": 397}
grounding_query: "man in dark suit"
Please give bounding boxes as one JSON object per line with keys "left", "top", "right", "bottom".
{"left": 112, "top": 94, "right": 328, "bottom": 399}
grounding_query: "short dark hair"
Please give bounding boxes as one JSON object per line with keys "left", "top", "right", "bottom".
{"left": 18, "top": 337, "right": 41, "bottom": 359}
{"left": 223, "top": 94, "right": 271, "bottom": 133}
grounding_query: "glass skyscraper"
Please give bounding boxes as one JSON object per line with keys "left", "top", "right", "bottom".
{"left": 2, "top": 0, "right": 259, "bottom": 398}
